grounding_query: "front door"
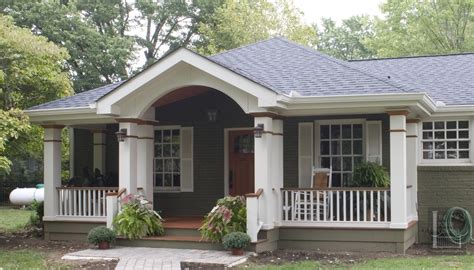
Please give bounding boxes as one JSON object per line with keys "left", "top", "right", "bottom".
{"left": 228, "top": 130, "right": 255, "bottom": 196}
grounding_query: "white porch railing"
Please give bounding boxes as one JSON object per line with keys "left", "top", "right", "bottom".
{"left": 57, "top": 187, "right": 118, "bottom": 217}
{"left": 282, "top": 188, "right": 390, "bottom": 226}
{"left": 246, "top": 188, "right": 264, "bottom": 242}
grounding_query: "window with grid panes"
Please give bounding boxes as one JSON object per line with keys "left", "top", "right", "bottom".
{"left": 319, "top": 123, "right": 364, "bottom": 187}
{"left": 154, "top": 128, "right": 180, "bottom": 190}
{"left": 422, "top": 120, "right": 470, "bottom": 161}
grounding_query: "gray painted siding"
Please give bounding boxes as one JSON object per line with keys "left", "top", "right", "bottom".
{"left": 417, "top": 166, "right": 474, "bottom": 243}
{"left": 154, "top": 90, "right": 253, "bottom": 216}
{"left": 73, "top": 128, "right": 93, "bottom": 177}
{"left": 283, "top": 114, "right": 391, "bottom": 187}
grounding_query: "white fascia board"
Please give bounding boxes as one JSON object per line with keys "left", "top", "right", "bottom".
{"left": 25, "top": 107, "right": 116, "bottom": 124}
{"left": 95, "top": 48, "right": 280, "bottom": 115}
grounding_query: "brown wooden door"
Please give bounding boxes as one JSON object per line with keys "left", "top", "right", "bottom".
{"left": 228, "top": 130, "right": 255, "bottom": 196}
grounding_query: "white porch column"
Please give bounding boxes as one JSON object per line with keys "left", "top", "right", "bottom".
{"left": 92, "top": 130, "right": 106, "bottom": 174}
{"left": 253, "top": 115, "right": 283, "bottom": 229}
{"left": 272, "top": 119, "right": 284, "bottom": 226}
{"left": 137, "top": 123, "right": 155, "bottom": 203}
{"left": 118, "top": 121, "right": 138, "bottom": 194}
{"left": 388, "top": 111, "right": 409, "bottom": 228}
{"left": 406, "top": 119, "right": 419, "bottom": 222}
{"left": 43, "top": 125, "right": 64, "bottom": 218}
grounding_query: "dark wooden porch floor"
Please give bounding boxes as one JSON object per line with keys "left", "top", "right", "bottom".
{"left": 162, "top": 216, "right": 203, "bottom": 229}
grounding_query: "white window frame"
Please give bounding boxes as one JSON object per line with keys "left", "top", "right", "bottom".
{"left": 418, "top": 118, "right": 473, "bottom": 165}
{"left": 314, "top": 119, "right": 366, "bottom": 187}
{"left": 153, "top": 125, "right": 182, "bottom": 192}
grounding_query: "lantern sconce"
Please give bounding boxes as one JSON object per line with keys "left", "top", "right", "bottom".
{"left": 115, "top": 128, "right": 127, "bottom": 142}
{"left": 206, "top": 108, "right": 218, "bottom": 122}
{"left": 254, "top": 124, "right": 264, "bottom": 138}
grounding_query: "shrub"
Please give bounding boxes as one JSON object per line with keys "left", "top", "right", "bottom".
{"left": 199, "top": 196, "right": 246, "bottom": 243}
{"left": 87, "top": 226, "right": 116, "bottom": 245}
{"left": 113, "top": 194, "right": 164, "bottom": 239}
{"left": 29, "top": 200, "right": 44, "bottom": 227}
{"left": 222, "top": 232, "right": 251, "bottom": 250}
{"left": 352, "top": 162, "right": 390, "bottom": 187}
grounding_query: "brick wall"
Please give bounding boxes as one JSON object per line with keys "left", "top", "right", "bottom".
{"left": 417, "top": 166, "right": 474, "bottom": 243}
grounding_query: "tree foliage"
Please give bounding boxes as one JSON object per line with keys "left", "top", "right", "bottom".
{"left": 196, "top": 0, "right": 317, "bottom": 55}
{"left": 0, "top": 14, "right": 72, "bottom": 174}
{"left": 316, "top": 16, "right": 376, "bottom": 60}
{"left": 1, "top": 0, "right": 136, "bottom": 92}
{"left": 368, "top": 0, "right": 474, "bottom": 57}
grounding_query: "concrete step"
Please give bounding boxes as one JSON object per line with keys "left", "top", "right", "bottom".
{"left": 116, "top": 236, "right": 224, "bottom": 250}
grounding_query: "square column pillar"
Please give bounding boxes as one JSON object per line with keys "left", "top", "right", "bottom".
{"left": 388, "top": 111, "right": 409, "bottom": 228}
{"left": 92, "top": 130, "right": 106, "bottom": 174}
{"left": 43, "top": 125, "right": 64, "bottom": 217}
{"left": 137, "top": 123, "right": 155, "bottom": 203}
{"left": 253, "top": 115, "right": 284, "bottom": 229}
{"left": 118, "top": 122, "right": 138, "bottom": 194}
{"left": 406, "top": 119, "right": 419, "bottom": 221}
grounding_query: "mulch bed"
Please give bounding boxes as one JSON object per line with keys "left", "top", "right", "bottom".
{"left": 245, "top": 244, "right": 473, "bottom": 266}
{"left": 0, "top": 231, "right": 118, "bottom": 269}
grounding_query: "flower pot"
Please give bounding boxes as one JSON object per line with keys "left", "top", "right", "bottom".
{"left": 98, "top": 241, "right": 110, "bottom": 250}
{"left": 231, "top": 248, "right": 244, "bottom": 256}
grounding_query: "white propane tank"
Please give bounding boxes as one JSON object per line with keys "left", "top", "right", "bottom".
{"left": 9, "top": 188, "right": 44, "bottom": 205}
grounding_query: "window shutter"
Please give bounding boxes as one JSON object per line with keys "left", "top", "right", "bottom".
{"left": 298, "top": 122, "right": 314, "bottom": 188}
{"left": 366, "top": 121, "right": 382, "bottom": 164}
{"left": 180, "top": 127, "right": 193, "bottom": 192}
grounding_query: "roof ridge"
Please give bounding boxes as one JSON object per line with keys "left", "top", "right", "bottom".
{"left": 275, "top": 37, "right": 412, "bottom": 93}
{"left": 209, "top": 36, "right": 281, "bottom": 58}
{"left": 350, "top": 51, "right": 474, "bottom": 62}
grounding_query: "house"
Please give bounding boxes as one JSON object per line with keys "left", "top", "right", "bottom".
{"left": 26, "top": 37, "right": 474, "bottom": 253}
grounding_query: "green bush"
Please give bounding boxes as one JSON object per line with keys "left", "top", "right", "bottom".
{"left": 222, "top": 232, "right": 251, "bottom": 249}
{"left": 28, "top": 200, "right": 44, "bottom": 227}
{"left": 113, "top": 194, "right": 164, "bottom": 239}
{"left": 87, "top": 226, "right": 116, "bottom": 245}
{"left": 199, "top": 196, "right": 246, "bottom": 243}
{"left": 352, "top": 162, "right": 390, "bottom": 187}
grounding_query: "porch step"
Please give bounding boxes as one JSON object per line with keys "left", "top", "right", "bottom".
{"left": 164, "top": 227, "right": 201, "bottom": 237}
{"left": 116, "top": 236, "right": 223, "bottom": 250}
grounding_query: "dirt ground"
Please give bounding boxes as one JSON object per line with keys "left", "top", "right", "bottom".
{"left": 247, "top": 244, "right": 472, "bottom": 266}
{"left": 0, "top": 231, "right": 118, "bottom": 269}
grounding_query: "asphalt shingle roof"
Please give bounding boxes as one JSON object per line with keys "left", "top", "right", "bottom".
{"left": 350, "top": 53, "right": 474, "bottom": 105}
{"left": 208, "top": 37, "right": 409, "bottom": 96}
{"left": 27, "top": 37, "right": 474, "bottom": 111}
{"left": 28, "top": 81, "right": 123, "bottom": 110}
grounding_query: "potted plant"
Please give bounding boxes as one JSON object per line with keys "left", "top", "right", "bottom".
{"left": 87, "top": 226, "right": 116, "bottom": 249}
{"left": 222, "top": 232, "right": 250, "bottom": 255}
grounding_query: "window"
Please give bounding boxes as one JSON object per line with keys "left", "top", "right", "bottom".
{"left": 422, "top": 120, "right": 470, "bottom": 161}
{"left": 154, "top": 128, "right": 180, "bottom": 190}
{"left": 319, "top": 123, "right": 364, "bottom": 187}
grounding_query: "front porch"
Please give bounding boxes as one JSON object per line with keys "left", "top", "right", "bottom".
{"left": 35, "top": 48, "right": 419, "bottom": 253}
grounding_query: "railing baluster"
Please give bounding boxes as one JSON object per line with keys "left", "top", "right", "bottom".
{"left": 384, "top": 190, "right": 388, "bottom": 222}
{"left": 357, "top": 191, "right": 360, "bottom": 221}
{"left": 377, "top": 191, "right": 381, "bottom": 222}
{"left": 350, "top": 190, "right": 353, "bottom": 222}
{"left": 370, "top": 190, "right": 374, "bottom": 222}
{"left": 329, "top": 191, "right": 333, "bottom": 221}
{"left": 92, "top": 189, "right": 97, "bottom": 216}
{"left": 284, "top": 191, "right": 288, "bottom": 221}
{"left": 310, "top": 191, "right": 314, "bottom": 222}
{"left": 336, "top": 191, "right": 340, "bottom": 221}
{"left": 316, "top": 191, "right": 320, "bottom": 221}
{"left": 363, "top": 191, "right": 367, "bottom": 222}
{"left": 343, "top": 191, "right": 347, "bottom": 222}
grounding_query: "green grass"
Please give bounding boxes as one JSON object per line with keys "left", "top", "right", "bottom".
{"left": 0, "top": 207, "right": 33, "bottom": 233}
{"left": 244, "top": 255, "right": 474, "bottom": 270}
{"left": 0, "top": 250, "right": 69, "bottom": 270}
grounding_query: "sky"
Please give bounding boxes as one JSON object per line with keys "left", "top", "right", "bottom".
{"left": 293, "top": 0, "right": 384, "bottom": 24}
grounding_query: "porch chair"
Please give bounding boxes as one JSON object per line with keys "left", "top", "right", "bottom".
{"left": 293, "top": 167, "right": 332, "bottom": 221}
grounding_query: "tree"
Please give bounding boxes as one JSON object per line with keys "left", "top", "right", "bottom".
{"left": 316, "top": 16, "right": 377, "bottom": 60}
{"left": 1, "top": 0, "right": 136, "bottom": 92}
{"left": 0, "top": 15, "right": 72, "bottom": 174}
{"left": 368, "top": 0, "right": 474, "bottom": 57}
{"left": 134, "top": 0, "right": 225, "bottom": 67}
{"left": 195, "top": 0, "right": 317, "bottom": 55}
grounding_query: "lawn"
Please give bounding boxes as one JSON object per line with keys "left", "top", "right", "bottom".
{"left": 244, "top": 255, "right": 474, "bottom": 269}
{"left": 0, "top": 250, "right": 69, "bottom": 270}
{"left": 0, "top": 207, "right": 33, "bottom": 233}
